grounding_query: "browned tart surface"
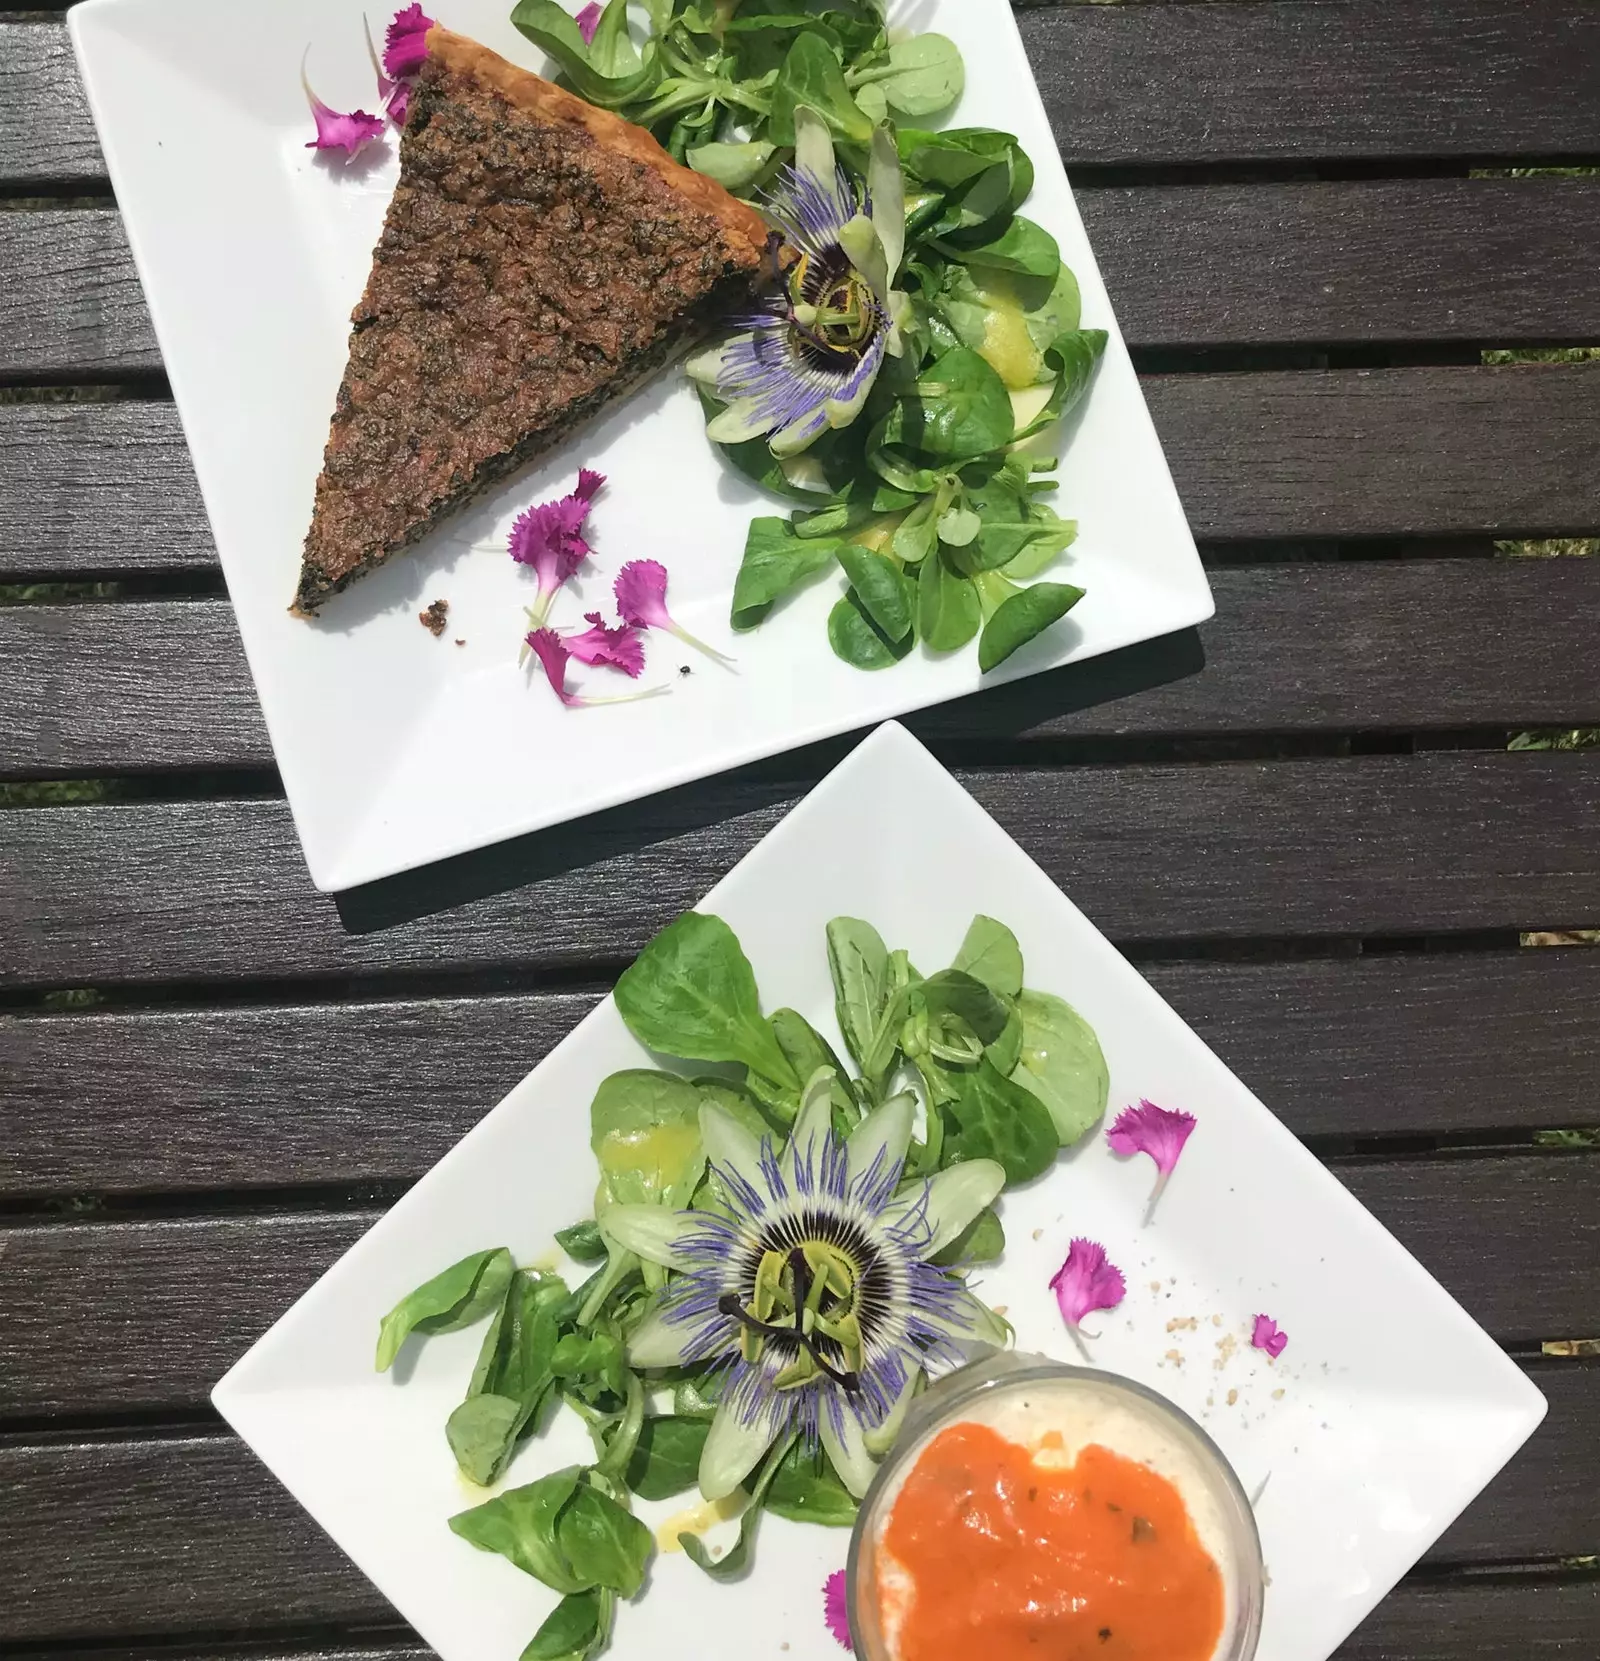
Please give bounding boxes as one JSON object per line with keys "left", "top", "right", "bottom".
{"left": 294, "top": 28, "right": 770, "bottom": 615}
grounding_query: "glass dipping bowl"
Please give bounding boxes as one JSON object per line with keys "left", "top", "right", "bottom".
{"left": 847, "top": 1353, "right": 1264, "bottom": 1661}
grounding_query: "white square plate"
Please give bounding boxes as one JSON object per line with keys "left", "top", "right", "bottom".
{"left": 69, "top": 0, "right": 1211, "bottom": 891}
{"left": 214, "top": 722, "right": 1543, "bottom": 1661}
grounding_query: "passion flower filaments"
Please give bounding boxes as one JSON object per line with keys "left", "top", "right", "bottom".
{"left": 603, "top": 1070, "right": 1007, "bottom": 1500}
{"left": 687, "top": 107, "right": 908, "bottom": 458}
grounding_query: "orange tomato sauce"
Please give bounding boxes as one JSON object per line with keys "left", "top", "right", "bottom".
{"left": 878, "top": 1421, "right": 1226, "bottom": 1661}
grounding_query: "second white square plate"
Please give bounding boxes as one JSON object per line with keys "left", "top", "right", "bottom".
{"left": 69, "top": 0, "right": 1211, "bottom": 890}
{"left": 214, "top": 723, "right": 1544, "bottom": 1661}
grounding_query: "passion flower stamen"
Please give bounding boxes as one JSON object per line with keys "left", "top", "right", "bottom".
{"left": 687, "top": 108, "right": 908, "bottom": 460}
{"left": 604, "top": 1071, "right": 1008, "bottom": 1500}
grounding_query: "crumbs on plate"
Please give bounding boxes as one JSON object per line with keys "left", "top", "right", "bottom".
{"left": 420, "top": 598, "right": 449, "bottom": 636}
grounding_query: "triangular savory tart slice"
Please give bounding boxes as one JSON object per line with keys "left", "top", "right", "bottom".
{"left": 293, "top": 27, "right": 770, "bottom": 615}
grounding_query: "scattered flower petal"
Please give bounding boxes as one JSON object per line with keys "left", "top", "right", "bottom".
{"left": 527, "top": 628, "right": 581, "bottom": 708}
{"left": 1049, "top": 1238, "right": 1125, "bottom": 1336}
{"left": 383, "top": 3, "right": 435, "bottom": 80}
{"left": 526, "top": 627, "right": 666, "bottom": 710}
{"left": 574, "top": 2, "right": 604, "bottom": 45}
{"left": 1251, "top": 1314, "right": 1288, "bottom": 1359}
{"left": 566, "top": 611, "right": 645, "bottom": 677}
{"left": 508, "top": 471, "right": 607, "bottom": 625}
{"left": 823, "top": 1570, "right": 851, "bottom": 1651}
{"left": 302, "top": 56, "right": 386, "bottom": 159}
{"left": 1107, "top": 1099, "right": 1197, "bottom": 1220}
{"left": 615, "top": 559, "right": 735, "bottom": 669}
{"left": 386, "top": 81, "right": 413, "bottom": 127}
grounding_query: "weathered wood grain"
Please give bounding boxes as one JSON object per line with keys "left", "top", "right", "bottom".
{"left": 1081, "top": 178, "right": 1600, "bottom": 349}
{"left": 0, "top": 1157, "right": 1593, "bottom": 1417}
{"left": 10, "top": 555, "right": 1600, "bottom": 774}
{"left": 0, "top": 401, "right": 209, "bottom": 577}
{"left": 4, "top": 951, "right": 1597, "bottom": 1197}
{"left": 1146, "top": 364, "right": 1600, "bottom": 542}
{"left": 3, "top": 754, "right": 1597, "bottom": 987}
{"left": 0, "top": 21, "right": 101, "bottom": 187}
{"left": 1023, "top": 0, "right": 1600, "bottom": 167}
{"left": 1, "top": 1363, "right": 1588, "bottom": 1638}
{"left": 11, "top": 1575, "right": 1595, "bottom": 1661}
{"left": 0, "top": 210, "right": 156, "bottom": 380}
{"left": 8, "top": 4, "right": 1600, "bottom": 186}
{"left": 4, "top": 366, "right": 1599, "bottom": 579}
{"left": 9, "top": 181, "right": 1600, "bottom": 381}
{"left": 1334, "top": 1579, "right": 1600, "bottom": 1661}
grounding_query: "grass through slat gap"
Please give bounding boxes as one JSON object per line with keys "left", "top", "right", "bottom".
{"left": 0, "top": 1404, "right": 228, "bottom": 1447}
{"left": 0, "top": 1181, "right": 411, "bottom": 1225}
{"left": 0, "top": 962, "right": 627, "bottom": 1018}
{"left": 0, "top": 374, "right": 172, "bottom": 400}
{"left": 0, "top": 770, "right": 283, "bottom": 806}
{"left": 0, "top": 187, "right": 116, "bottom": 208}
{"left": 0, "top": 571, "right": 229, "bottom": 603}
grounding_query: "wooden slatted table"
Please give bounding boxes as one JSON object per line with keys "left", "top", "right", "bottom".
{"left": 2, "top": 2, "right": 1598, "bottom": 1657}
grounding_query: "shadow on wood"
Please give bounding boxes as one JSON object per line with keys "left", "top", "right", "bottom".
{"left": 332, "top": 627, "right": 1207, "bottom": 936}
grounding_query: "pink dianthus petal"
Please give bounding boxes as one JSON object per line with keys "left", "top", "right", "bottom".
{"left": 1107, "top": 1100, "right": 1195, "bottom": 1220}
{"left": 615, "top": 558, "right": 735, "bottom": 667}
{"left": 574, "top": 3, "right": 604, "bottom": 45}
{"left": 823, "top": 1570, "right": 851, "bottom": 1651}
{"left": 1049, "top": 1238, "right": 1126, "bottom": 1332}
{"left": 383, "top": 4, "right": 436, "bottom": 80}
{"left": 566, "top": 612, "right": 645, "bottom": 678}
{"left": 386, "top": 81, "right": 412, "bottom": 127}
{"left": 526, "top": 629, "right": 582, "bottom": 708}
{"left": 305, "top": 98, "right": 386, "bottom": 158}
{"left": 1251, "top": 1314, "right": 1288, "bottom": 1359}
{"left": 574, "top": 466, "right": 606, "bottom": 503}
{"left": 508, "top": 502, "right": 590, "bottom": 610}
{"left": 1107, "top": 1100, "right": 1196, "bottom": 1173}
{"left": 614, "top": 559, "right": 673, "bottom": 631}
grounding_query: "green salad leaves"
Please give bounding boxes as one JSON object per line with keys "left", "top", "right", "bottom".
{"left": 378, "top": 904, "right": 1107, "bottom": 1661}
{"left": 509, "top": 0, "right": 1106, "bottom": 676}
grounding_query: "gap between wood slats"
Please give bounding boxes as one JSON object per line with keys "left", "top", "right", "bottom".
{"left": 6, "top": 5, "right": 1600, "bottom": 186}
{"left": 6, "top": 181, "right": 1600, "bottom": 378}
{"left": 6, "top": 557, "right": 1600, "bottom": 775}
{"left": 4, "top": 949, "right": 1596, "bottom": 1197}
{"left": 2, "top": 368, "right": 1597, "bottom": 581}
{"left": 0, "top": 1361, "right": 1589, "bottom": 1643}
{"left": 0, "top": 1158, "right": 1594, "bottom": 1422}
{"left": 3, "top": 753, "right": 1598, "bottom": 988}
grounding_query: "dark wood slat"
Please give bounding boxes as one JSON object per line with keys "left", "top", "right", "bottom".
{"left": 1024, "top": 0, "right": 1600, "bottom": 167}
{"left": 4, "top": 754, "right": 1598, "bottom": 987}
{"left": 2, "top": 1363, "right": 1590, "bottom": 1639}
{"left": 11, "top": 555, "right": 1600, "bottom": 775}
{"left": 0, "top": 402, "right": 210, "bottom": 577}
{"left": 5, "top": 365, "right": 1600, "bottom": 579}
{"left": 7, "top": 1576, "right": 1595, "bottom": 1661}
{"left": 4, "top": 951, "right": 1597, "bottom": 1197}
{"left": 1146, "top": 364, "right": 1600, "bottom": 542}
{"left": 0, "top": 210, "right": 157, "bottom": 379}
{"left": 1, "top": 1156, "right": 1593, "bottom": 1417}
{"left": 9, "top": 182, "right": 1600, "bottom": 381}
{"left": 9, "top": 4, "right": 1600, "bottom": 187}
{"left": 1335, "top": 1579, "right": 1600, "bottom": 1661}
{"left": 0, "top": 21, "right": 102, "bottom": 187}
{"left": 1081, "top": 178, "right": 1600, "bottom": 349}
